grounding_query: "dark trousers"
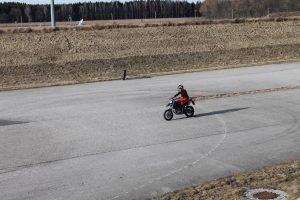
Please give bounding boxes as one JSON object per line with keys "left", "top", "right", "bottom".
{"left": 173, "top": 101, "right": 182, "bottom": 111}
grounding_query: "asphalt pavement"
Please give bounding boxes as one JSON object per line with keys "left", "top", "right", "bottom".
{"left": 0, "top": 62, "right": 299, "bottom": 200}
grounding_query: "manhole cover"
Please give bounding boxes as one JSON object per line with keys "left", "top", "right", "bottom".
{"left": 253, "top": 191, "right": 279, "bottom": 199}
{"left": 245, "top": 188, "right": 287, "bottom": 200}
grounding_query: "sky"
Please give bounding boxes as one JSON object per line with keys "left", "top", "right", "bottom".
{"left": 0, "top": 0, "right": 201, "bottom": 4}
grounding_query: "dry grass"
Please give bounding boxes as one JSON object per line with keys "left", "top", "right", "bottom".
{"left": 0, "top": 17, "right": 196, "bottom": 28}
{"left": 152, "top": 160, "right": 300, "bottom": 200}
{"left": 0, "top": 16, "right": 299, "bottom": 35}
{"left": 0, "top": 20, "right": 299, "bottom": 89}
{"left": 1, "top": 20, "right": 299, "bottom": 68}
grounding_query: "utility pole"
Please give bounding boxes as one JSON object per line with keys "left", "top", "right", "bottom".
{"left": 50, "top": 0, "right": 56, "bottom": 28}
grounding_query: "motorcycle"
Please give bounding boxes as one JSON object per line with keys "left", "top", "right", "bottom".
{"left": 163, "top": 98, "right": 195, "bottom": 121}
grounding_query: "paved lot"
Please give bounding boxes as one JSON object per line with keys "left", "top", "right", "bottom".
{"left": 0, "top": 62, "right": 299, "bottom": 200}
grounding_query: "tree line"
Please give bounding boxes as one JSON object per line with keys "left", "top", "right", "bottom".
{"left": 0, "top": 1, "right": 201, "bottom": 23}
{"left": 0, "top": 0, "right": 299, "bottom": 23}
{"left": 200, "top": 0, "right": 300, "bottom": 19}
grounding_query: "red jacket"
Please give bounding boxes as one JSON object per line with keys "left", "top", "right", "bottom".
{"left": 174, "top": 89, "right": 189, "bottom": 105}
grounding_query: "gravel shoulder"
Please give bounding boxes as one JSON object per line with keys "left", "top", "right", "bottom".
{"left": 152, "top": 160, "right": 300, "bottom": 200}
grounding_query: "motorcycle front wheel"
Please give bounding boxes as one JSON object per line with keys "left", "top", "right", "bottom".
{"left": 163, "top": 109, "right": 173, "bottom": 121}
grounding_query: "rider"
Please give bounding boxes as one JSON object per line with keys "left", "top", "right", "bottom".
{"left": 173, "top": 84, "right": 189, "bottom": 111}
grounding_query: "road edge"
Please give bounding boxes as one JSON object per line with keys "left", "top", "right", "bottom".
{"left": 1, "top": 59, "right": 299, "bottom": 92}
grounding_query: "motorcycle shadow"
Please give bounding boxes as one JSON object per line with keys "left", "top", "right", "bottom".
{"left": 172, "top": 107, "right": 250, "bottom": 121}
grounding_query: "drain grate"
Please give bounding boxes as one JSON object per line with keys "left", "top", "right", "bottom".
{"left": 0, "top": 119, "right": 28, "bottom": 127}
{"left": 245, "top": 188, "right": 287, "bottom": 200}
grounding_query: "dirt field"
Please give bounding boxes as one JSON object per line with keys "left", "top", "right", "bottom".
{"left": 0, "top": 20, "right": 299, "bottom": 89}
{"left": 152, "top": 160, "right": 300, "bottom": 200}
{"left": 0, "top": 17, "right": 200, "bottom": 28}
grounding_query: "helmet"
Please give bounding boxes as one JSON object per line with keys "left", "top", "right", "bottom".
{"left": 177, "top": 84, "right": 184, "bottom": 90}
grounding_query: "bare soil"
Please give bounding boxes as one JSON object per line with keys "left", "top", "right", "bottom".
{"left": 152, "top": 160, "right": 300, "bottom": 200}
{"left": 0, "top": 20, "right": 299, "bottom": 90}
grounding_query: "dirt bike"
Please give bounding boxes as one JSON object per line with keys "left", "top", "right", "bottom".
{"left": 163, "top": 98, "right": 195, "bottom": 121}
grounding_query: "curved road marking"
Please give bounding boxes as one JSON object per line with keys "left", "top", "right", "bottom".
{"left": 111, "top": 104, "right": 228, "bottom": 199}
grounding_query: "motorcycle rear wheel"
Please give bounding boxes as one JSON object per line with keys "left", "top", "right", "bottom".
{"left": 184, "top": 106, "right": 194, "bottom": 117}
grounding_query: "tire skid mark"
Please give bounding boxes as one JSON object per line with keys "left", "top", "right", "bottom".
{"left": 193, "top": 86, "right": 300, "bottom": 101}
{"left": 247, "top": 96, "right": 300, "bottom": 146}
